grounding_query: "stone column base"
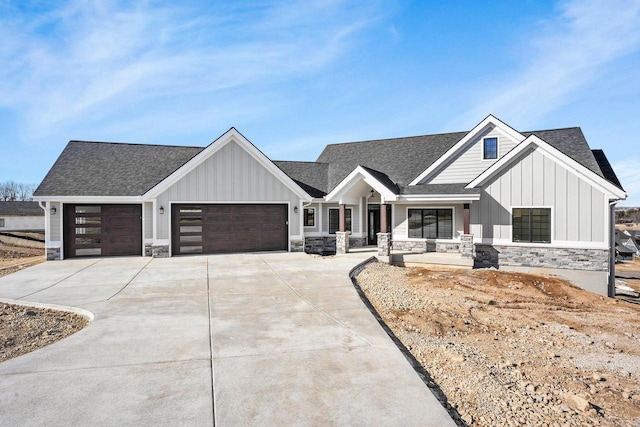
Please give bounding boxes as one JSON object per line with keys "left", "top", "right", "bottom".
{"left": 152, "top": 245, "right": 169, "bottom": 258}
{"left": 460, "top": 234, "right": 473, "bottom": 258}
{"left": 335, "top": 231, "right": 350, "bottom": 254}
{"left": 377, "top": 232, "right": 391, "bottom": 257}
{"left": 46, "top": 247, "right": 61, "bottom": 260}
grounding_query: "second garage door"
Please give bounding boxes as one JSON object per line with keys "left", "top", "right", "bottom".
{"left": 171, "top": 204, "right": 288, "bottom": 255}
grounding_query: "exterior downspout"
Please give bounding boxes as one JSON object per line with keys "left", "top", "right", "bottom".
{"left": 608, "top": 201, "right": 618, "bottom": 298}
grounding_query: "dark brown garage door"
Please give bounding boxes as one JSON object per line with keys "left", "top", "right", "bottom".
{"left": 64, "top": 204, "right": 142, "bottom": 258}
{"left": 172, "top": 204, "right": 288, "bottom": 255}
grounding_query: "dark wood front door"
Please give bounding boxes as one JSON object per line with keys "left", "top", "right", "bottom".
{"left": 63, "top": 204, "right": 142, "bottom": 258}
{"left": 172, "top": 204, "right": 288, "bottom": 255}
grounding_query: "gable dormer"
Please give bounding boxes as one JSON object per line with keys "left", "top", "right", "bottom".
{"left": 410, "top": 115, "right": 525, "bottom": 185}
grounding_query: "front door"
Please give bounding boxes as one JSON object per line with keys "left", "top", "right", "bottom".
{"left": 368, "top": 205, "right": 380, "bottom": 245}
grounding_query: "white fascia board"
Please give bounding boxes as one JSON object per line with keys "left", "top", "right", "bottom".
{"left": 32, "top": 196, "right": 142, "bottom": 203}
{"left": 408, "top": 114, "right": 525, "bottom": 186}
{"left": 324, "top": 166, "right": 397, "bottom": 202}
{"left": 466, "top": 135, "right": 627, "bottom": 200}
{"left": 143, "top": 128, "right": 312, "bottom": 202}
{"left": 397, "top": 194, "right": 481, "bottom": 202}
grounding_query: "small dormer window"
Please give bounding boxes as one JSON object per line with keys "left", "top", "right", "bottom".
{"left": 483, "top": 137, "right": 498, "bottom": 160}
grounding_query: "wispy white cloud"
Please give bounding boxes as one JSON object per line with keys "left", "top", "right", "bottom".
{"left": 613, "top": 158, "right": 640, "bottom": 206}
{"left": 0, "top": 0, "right": 385, "bottom": 141}
{"left": 451, "top": 0, "right": 640, "bottom": 128}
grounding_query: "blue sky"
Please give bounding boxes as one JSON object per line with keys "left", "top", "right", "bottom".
{"left": 1, "top": 0, "right": 639, "bottom": 205}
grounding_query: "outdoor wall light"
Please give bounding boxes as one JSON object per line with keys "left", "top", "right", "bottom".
{"left": 294, "top": 206, "right": 298, "bottom": 213}
{"left": 50, "top": 207, "right": 57, "bottom": 215}
{"left": 370, "top": 189, "right": 375, "bottom": 198}
{"left": 159, "top": 206, "right": 165, "bottom": 214}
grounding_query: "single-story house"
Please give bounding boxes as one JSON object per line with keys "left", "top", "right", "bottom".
{"left": 615, "top": 229, "right": 640, "bottom": 260}
{"left": 0, "top": 201, "right": 45, "bottom": 231}
{"left": 34, "top": 115, "right": 626, "bottom": 295}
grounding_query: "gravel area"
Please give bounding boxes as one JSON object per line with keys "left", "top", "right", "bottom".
{"left": 356, "top": 262, "right": 640, "bottom": 427}
{"left": 0, "top": 303, "right": 89, "bottom": 362}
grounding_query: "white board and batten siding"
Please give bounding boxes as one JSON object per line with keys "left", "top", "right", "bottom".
{"left": 470, "top": 146, "right": 606, "bottom": 246}
{"left": 155, "top": 140, "right": 301, "bottom": 240}
{"left": 427, "top": 125, "right": 519, "bottom": 184}
{"left": 143, "top": 202, "right": 153, "bottom": 240}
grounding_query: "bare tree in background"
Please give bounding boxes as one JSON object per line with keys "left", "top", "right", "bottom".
{"left": 0, "top": 181, "right": 37, "bottom": 201}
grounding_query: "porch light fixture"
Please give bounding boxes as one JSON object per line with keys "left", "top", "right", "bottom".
{"left": 50, "top": 207, "right": 57, "bottom": 215}
{"left": 159, "top": 206, "right": 165, "bottom": 215}
{"left": 370, "top": 189, "right": 375, "bottom": 198}
{"left": 294, "top": 206, "right": 298, "bottom": 213}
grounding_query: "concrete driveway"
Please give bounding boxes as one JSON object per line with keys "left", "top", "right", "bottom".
{"left": 0, "top": 252, "right": 454, "bottom": 426}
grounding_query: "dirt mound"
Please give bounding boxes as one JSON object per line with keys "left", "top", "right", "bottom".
{"left": 357, "top": 263, "right": 640, "bottom": 426}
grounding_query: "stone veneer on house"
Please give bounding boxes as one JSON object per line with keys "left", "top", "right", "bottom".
{"left": 473, "top": 244, "right": 609, "bottom": 271}
{"left": 392, "top": 240, "right": 460, "bottom": 253}
{"left": 46, "top": 247, "right": 60, "bottom": 261}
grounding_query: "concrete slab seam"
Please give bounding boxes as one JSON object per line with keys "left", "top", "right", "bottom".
{"left": 207, "top": 257, "right": 217, "bottom": 427}
{"left": 257, "top": 254, "right": 374, "bottom": 347}
{"left": 0, "top": 297, "right": 94, "bottom": 322}
{"left": 17, "top": 259, "right": 102, "bottom": 300}
{"left": 106, "top": 257, "right": 155, "bottom": 301}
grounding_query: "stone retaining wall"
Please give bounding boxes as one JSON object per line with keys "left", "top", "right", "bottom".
{"left": 305, "top": 236, "right": 336, "bottom": 254}
{"left": 473, "top": 244, "right": 609, "bottom": 271}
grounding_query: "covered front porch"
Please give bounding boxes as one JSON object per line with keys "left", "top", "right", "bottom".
{"left": 310, "top": 165, "right": 480, "bottom": 259}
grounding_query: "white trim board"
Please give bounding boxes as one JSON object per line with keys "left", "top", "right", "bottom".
{"left": 324, "top": 165, "right": 398, "bottom": 204}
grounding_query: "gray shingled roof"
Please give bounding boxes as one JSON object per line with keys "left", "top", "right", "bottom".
{"left": 34, "top": 141, "right": 204, "bottom": 197}
{"left": 0, "top": 201, "right": 44, "bottom": 216}
{"left": 273, "top": 161, "right": 329, "bottom": 198}
{"left": 522, "top": 128, "right": 604, "bottom": 178}
{"left": 318, "top": 132, "right": 467, "bottom": 192}
{"left": 591, "top": 149, "right": 624, "bottom": 190}
{"left": 35, "top": 126, "right": 615, "bottom": 199}
{"left": 316, "top": 127, "right": 607, "bottom": 195}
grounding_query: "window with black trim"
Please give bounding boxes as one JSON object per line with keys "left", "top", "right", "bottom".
{"left": 303, "top": 208, "right": 315, "bottom": 227}
{"left": 512, "top": 208, "right": 551, "bottom": 243}
{"left": 408, "top": 209, "right": 453, "bottom": 239}
{"left": 329, "top": 208, "right": 351, "bottom": 234}
{"left": 483, "top": 137, "right": 498, "bottom": 160}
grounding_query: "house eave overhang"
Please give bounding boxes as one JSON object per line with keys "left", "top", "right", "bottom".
{"left": 397, "top": 194, "right": 481, "bottom": 202}
{"left": 142, "top": 128, "right": 312, "bottom": 202}
{"left": 409, "top": 114, "right": 526, "bottom": 186}
{"left": 324, "top": 166, "right": 398, "bottom": 203}
{"left": 33, "top": 195, "right": 143, "bottom": 203}
{"left": 465, "top": 134, "right": 627, "bottom": 200}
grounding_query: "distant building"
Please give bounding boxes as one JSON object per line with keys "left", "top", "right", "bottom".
{"left": 0, "top": 201, "right": 45, "bottom": 231}
{"left": 615, "top": 229, "right": 640, "bottom": 261}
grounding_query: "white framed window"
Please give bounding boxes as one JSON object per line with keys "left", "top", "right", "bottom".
{"left": 483, "top": 137, "right": 498, "bottom": 160}
{"left": 512, "top": 207, "right": 551, "bottom": 243}
{"left": 408, "top": 208, "right": 453, "bottom": 239}
{"left": 328, "top": 208, "right": 352, "bottom": 234}
{"left": 303, "top": 208, "right": 315, "bottom": 227}
{"left": 0, "top": 218, "right": 4, "bottom": 227}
